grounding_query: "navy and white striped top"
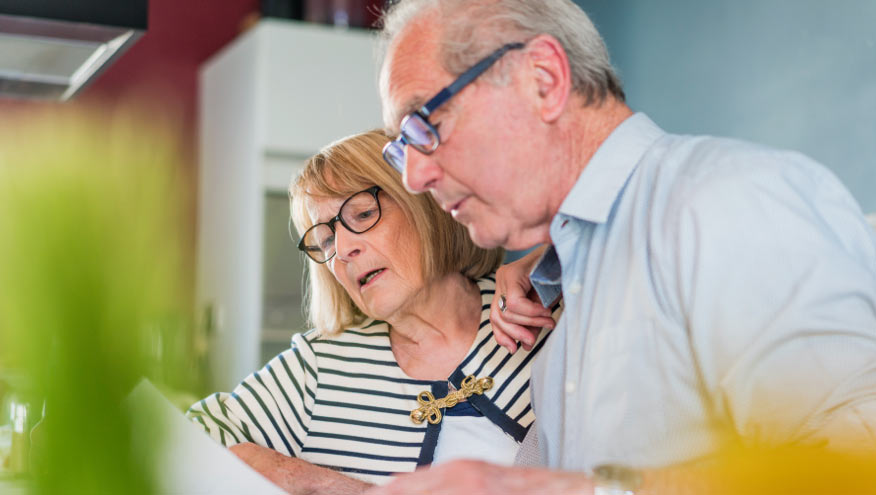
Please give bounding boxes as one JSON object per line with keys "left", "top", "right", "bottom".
{"left": 187, "top": 276, "right": 560, "bottom": 484}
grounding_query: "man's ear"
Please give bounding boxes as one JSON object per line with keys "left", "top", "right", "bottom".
{"left": 526, "top": 34, "right": 571, "bottom": 123}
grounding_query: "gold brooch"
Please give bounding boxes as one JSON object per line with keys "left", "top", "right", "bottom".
{"left": 410, "top": 374, "right": 494, "bottom": 425}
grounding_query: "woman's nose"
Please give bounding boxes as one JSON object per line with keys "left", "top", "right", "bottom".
{"left": 332, "top": 224, "right": 363, "bottom": 262}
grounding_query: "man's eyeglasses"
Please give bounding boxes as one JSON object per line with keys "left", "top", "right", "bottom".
{"left": 296, "top": 186, "right": 382, "bottom": 264}
{"left": 382, "top": 42, "right": 526, "bottom": 174}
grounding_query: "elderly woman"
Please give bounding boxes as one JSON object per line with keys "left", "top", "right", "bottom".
{"left": 187, "top": 130, "right": 560, "bottom": 494}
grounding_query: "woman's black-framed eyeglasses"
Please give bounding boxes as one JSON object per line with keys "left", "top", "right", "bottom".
{"left": 296, "top": 185, "right": 383, "bottom": 264}
{"left": 382, "top": 42, "right": 526, "bottom": 174}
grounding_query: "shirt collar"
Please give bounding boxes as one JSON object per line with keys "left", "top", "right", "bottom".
{"left": 557, "top": 112, "right": 665, "bottom": 224}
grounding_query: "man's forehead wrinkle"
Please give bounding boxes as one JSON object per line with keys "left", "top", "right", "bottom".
{"left": 385, "top": 72, "right": 434, "bottom": 131}
{"left": 382, "top": 13, "right": 446, "bottom": 130}
{"left": 386, "top": 57, "right": 432, "bottom": 120}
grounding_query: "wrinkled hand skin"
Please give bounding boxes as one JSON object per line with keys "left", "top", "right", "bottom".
{"left": 363, "top": 459, "right": 594, "bottom": 495}
{"left": 230, "top": 442, "right": 372, "bottom": 495}
{"left": 491, "top": 245, "right": 557, "bottom": 354}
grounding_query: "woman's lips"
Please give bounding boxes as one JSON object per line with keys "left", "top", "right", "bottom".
{"left": 359, "top": 268, "right": 386, "bottom": 289}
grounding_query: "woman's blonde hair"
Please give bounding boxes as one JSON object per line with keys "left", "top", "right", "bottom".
{"left": 289, "top": 129, "right": 503, "bottom": 336}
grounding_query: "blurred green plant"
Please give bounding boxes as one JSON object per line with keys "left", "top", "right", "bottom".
{"left": 0, "top": 106, "right": 190, "bottom": 494}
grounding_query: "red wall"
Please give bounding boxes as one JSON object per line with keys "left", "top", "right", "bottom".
{"left": 0, "top": 0, "right": 261, "bottom": 305}
{"left": 82, "top": 0, "right": 260, "bottom": 144}
{"left": 1, "top": 0, "right": 260, "bottom": 147}
{"left": 95, "top": 0, "right": 260, "bottom": 303}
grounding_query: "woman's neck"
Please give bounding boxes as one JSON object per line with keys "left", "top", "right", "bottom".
{"left": 386, "top": 273, "right": 482, "bottom": 380}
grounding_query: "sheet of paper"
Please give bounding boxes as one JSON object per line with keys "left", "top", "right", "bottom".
{"left": 126, "top": 379, "right": 287, "bottom": 495}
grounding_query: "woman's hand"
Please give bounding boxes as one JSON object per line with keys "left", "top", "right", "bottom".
{"left": 491, "top": 245, "right": 557, "bottom": 354}
{"left": 364, "top": 459, "right": 594, "bottom": 495}
{"left": 230, "top": 442, "right": 372, "bottom": 495}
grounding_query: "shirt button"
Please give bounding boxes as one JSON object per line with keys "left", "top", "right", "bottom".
{"left": 565, "top": 381, "right": 576, "bottom": 395}
{"left": 569, "top": 282, "right": 582, "bottom": 294}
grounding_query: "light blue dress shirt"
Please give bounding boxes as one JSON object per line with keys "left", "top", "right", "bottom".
{"left": 528, "top": 113, "right": 876, "bottom": 470}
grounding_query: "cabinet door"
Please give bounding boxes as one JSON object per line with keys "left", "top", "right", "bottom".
{"left": 261, "top": 191, "right": 307, "bottom": 365}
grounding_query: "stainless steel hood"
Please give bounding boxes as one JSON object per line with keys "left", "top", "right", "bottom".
{"left": 0, "top": 1, "right": 147, "bottom": 101}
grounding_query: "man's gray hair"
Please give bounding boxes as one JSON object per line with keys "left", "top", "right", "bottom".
{"left": 379, "top": 0, "right": 624, "bottom": 105}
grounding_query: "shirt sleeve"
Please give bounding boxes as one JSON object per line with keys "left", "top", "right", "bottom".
{"left": 669, "top": 148, "right": 876, "bottom": 450}
{"left": 186, "top": 332, "right": 319, "bottom": 456}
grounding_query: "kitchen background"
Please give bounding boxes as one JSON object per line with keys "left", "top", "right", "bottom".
{"left": 1, "top": 0, "right": 874, "bottom": 409}
{"left": 0, "top": 1, "right": 874, "bottom": 489}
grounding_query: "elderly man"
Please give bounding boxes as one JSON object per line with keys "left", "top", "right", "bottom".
{"left": 370, "top": 0, "right": 876, "bottom": 493}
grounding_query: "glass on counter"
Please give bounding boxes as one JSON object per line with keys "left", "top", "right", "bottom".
{"left": 0, "top": 379, "right": 38, "bottom": 477}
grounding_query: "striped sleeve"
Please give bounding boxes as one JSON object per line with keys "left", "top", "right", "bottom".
{"left": 186, "top": 331, "right": 319, "bottom": 457}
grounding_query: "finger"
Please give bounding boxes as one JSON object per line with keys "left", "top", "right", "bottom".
{"left": 489, "top": 289, "right": 510, "bottom": 319}
{"left": 498, "top": 297, "right": 556, "bottom": 328}
{"left": 515, "top": 326, "right": 542, "bottom": 350}
{"left": 374, "top": 468, "right": 448, "bottom": 495}
{"left": 505, "top": 295, "right": 552, "bottom": 317}
{"left": 492, "top": 310, "right": 540, "bottom": 348}
{"left": 491, "top": 291, "right": 552, "bottom": 329}
{"left": 490, "top": 304, "right": 520, "bottom": 353}
{"left": 490, "top": 290, "right": 518, "bottom": 354}
{"left": 492, "top": 328, "right": 519, "bottom": 355}
{"left": 498, "top": 309, "right": 556, "bottom": 330}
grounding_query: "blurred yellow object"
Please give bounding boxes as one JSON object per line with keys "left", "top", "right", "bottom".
{"left": 0, "top": 105, "right": 188, "bottom": 494}
{"left": 714, "top": 444, "right": 876, "bottom": 494}
{"left": 643, "top": 442, "right": 876, "bottom": 494}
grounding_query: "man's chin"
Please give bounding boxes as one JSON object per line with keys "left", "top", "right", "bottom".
{"left": 466, "top": 221, "right": 545, "bottom": 251}
{"left": 464, "top": 222, "right": 506, "bottom": 250}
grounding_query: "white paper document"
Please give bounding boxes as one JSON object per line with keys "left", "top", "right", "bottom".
{"left": 126, "top": 379, "right": 287, "bottom": 495}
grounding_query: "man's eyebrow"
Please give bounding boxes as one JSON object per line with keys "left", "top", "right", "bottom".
{"left": 389, "top": 97, "right": 428, "bottom": 132}
{"left": 402, "top": 98, "right": 427, "bottom": 117}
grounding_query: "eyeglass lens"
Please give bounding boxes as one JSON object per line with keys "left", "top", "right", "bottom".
{"left": 384, "top": 142, "right": 406, "bottom": 173}
{"left": 402, "top": 114, "right": 439, "bottom": 152}
{"left": 383, "top": 42, "right": 525, "bottom": 174}
{"left": 384, "top": 114, "right": 440, "bottom": 173}
{"left": 301, "top": 189, "right": 381, "bottom": 262}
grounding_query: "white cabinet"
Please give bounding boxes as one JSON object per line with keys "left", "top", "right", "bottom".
{"left": 197, "top": 19, "right": 382, "bottom": 390}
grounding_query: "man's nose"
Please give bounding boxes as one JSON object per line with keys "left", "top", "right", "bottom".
{"left": 403, "top": 146, "right": 442, "bottom": 193}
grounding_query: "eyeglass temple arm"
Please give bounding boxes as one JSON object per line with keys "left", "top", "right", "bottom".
{"left": 419, "top": 42, "right": 526, "bottom": 117}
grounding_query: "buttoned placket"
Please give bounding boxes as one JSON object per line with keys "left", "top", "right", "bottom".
{"left": 550, "top": 213, "right": 597, "bottom": 468}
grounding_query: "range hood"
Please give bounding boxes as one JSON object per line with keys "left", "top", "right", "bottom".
{"left": 0, "top": 0, "right": 147, "bottom": 101}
